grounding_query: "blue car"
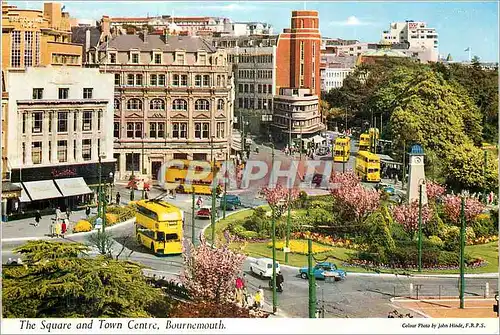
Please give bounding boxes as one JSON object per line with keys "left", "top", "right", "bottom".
{"left": 299, "top": 262, "right": 346, "bottom": 281}
{"left": 220, "top": 194, "right": 242, "bottom": 211}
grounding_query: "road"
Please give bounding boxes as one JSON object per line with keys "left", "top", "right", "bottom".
{"left": 3, "top": 141, "right": 497, "bottom": 318}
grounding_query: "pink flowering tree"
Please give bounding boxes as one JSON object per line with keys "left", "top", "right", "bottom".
{"left": 425, "top": 180, "right": 446, "bottom": 202}
{"left": 442, "top": 194, "right": 485, "bottom": 224}
{"left": 261, "top": 184, "right": 300, "bottom": 218}
{"left": 330, "top": 172, "right": 381, "bottom": 223}
{"left": 391, "top": 201, "right": 432, "bottom": 234}
{"left": 181, "top": 238, "right": 246, "bottom": 303}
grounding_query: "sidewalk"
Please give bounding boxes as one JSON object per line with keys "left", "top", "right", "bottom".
{"left": 392, "top": 297, "right": 498, "bottom": 318}
{"left": 1, "top": 208, "right": 95, "bottom": 240}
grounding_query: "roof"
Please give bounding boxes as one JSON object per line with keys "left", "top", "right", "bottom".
{"left": 361, "top": 49, "right": 408, "bottom": 58}
{"left": 136, "top": 199, "right": 183, "bottom": 221}
{"left": 71, "top": 26, "right": 101, "bottom": 48}
{"left": 357, "top": 151, "right": 380, "bottom": 159}
{"left": 97, "top": 34, "right": 216, "bottom": 52}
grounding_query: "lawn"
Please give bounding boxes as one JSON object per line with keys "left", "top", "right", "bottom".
{"left": 208, "top": 208, "right": 499, "bottom": 275}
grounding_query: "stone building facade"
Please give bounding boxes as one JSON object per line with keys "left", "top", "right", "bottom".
{"left": 88, "top": 32, "right": 234, "bottom": 180}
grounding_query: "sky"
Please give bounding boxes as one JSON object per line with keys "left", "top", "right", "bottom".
{"left": 13, "top": 1, "right": 499, "bottom": 62}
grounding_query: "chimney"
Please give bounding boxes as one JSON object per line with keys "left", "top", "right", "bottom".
{"left": 85, "top": 28, "right": 91, "bottom": 51}
{"left": 142, "top": 28, "right": 148, "bottom": 43}
{"left": 100, "top": 15, "right": 110, "bottom": 42}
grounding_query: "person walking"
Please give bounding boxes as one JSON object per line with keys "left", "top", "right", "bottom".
{"left": 116, "top": 192, "right": 121, "bottom": 206}
{"left": 55, "top": 220, "right": 62, "bottom": 238}
{"left": 34, "top": 210, "right": 41, "bottom": 227}
{"left": 196, "top": 196, "right": 203, "bottom": 208}
{"left": 276, "top": 271, "right": 284, "bottom": 292}
{"left": 55, "top": 207, "right": 62, "bottom": 221}
{"left": 85, "top": 205, "right": 91, "bottom": 219}
{"left": 61, "top": 219, "right": 67, "bottom": 237}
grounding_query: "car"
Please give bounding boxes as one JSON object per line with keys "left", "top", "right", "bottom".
{"left": 376, "top": 183, "right": 395, "bottom": 196}
{"left": 196, "top": 206, "right": 213, "bottom": 219}
{"left": 250, "top": 258, "right": 281, "bottom": 279}
{"left": 299, "top": 262, "right": 346, "bottom": 281}
{"left": 220, "top": 194, "right": 242, "bottom": 211}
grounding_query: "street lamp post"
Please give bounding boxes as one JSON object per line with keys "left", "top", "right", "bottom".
{"left": 483, "top": 150, "right": 488, "bottom": 204}
{"left": 223, "top": 151, "right": 228, "bottom": 219}
{"left": 270, "top": 143, "right": 277, "bottom": 313}
{"left": 210, "top": 136, "right": 216, "bottom": 245}
{"left": 285, "top": 181, "right": 291, "bottom": 264}
{"left": 459, "top": 196, "right": 466, "bottom": 309}
{"left": 141, "top": 133, "right": 145, "bottom": 200}
{"left": 130, "top": 153, "right": 135, "bottom": 201}
{"left": 308, "top": 238, "right": 316, "bottom": 318}
{"left": 418, "top": 180, "right": 425, "bottom": 272}
{"left": 191, "top": 190, "right": 196, "bottom": 245}
{"left": 97, "top": 155, "right": 102, "bottom": 217}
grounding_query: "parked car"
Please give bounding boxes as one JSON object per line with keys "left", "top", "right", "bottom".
{"left": 299, "top": 262, "right": 346, "bottom": 281}
{"left": 376, "top": 183, "right": 395, "bottom": 196}
{"left": 196, "top": 206, "right": 213, "bottom": 219}
{"left": 220, "top": 194, "right": 242, "bottom": 211}
{"left": 250, "top": 258, "right": 281, "bottom": 279}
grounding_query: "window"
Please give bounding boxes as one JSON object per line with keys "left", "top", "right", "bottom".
{"left": 127, "top": 74, "right": 134, "bottom": 85}
{"left": 258, "top": 84, "right": 262, "bottom": 93}
{"left": 195, "top": 99, "right": 209, "bottom": 111}
{"left": 114, "top": 73, "right": 120, "bottom": 85}
{"left": 238, "top": 98, "right": 243, "bottom": 108}
{"left": 300, "top": 41, "right": 304, "bottom": 60}
{"left": 180, "top": 75, "right": 188, "bottom": 86}
{"left": 11, "top": 31, "right": 21, "bottom": 67}
{"left": 216, "top": 122, "right": 225, "bottom": 138}
{"left": 135, "top": 74, "right": 143, "bottom": 86}
{"left": 135, "top": 122, "right": 143, "bottom": 138}
{"left": 203, "top": 75, "right": 210, "bottom": 86}
{"left": 98, "top": 110, "right": 102, "bottom": 130}
{"left": 172, "top": 74, "right": 179, "bottom": 86}
{"left": 58, "top": 88, "right": 69, "bottom": 99}
{"left": 217, "top": 99, "right": 224, "bottom": 110}
{"left": 149, "top": 122, "right": 165, "bottom": 138}
{"left": 32, "top": 142, "right": 42, "bottom": 164}
{"left": 114, "top": 122, "right": 120, "bottom": 138}
{"left": 244, "top": 84, "right": 249, "bottom": 93}
{"left": 250, "top": 85, "right": 254, "bottom": 93}
{"left": 114, "top": 99, "right": 120, "bottom": 110}
{"left": 82, "top": 139, "right": 91, "bottom": 161}
{"left": 131, "top": 53, "right": 139, "bottom": 63}
{"left": 32, "top": 88, "right": 43, "bottom": 99}
{"left": 199, "top": 54, "right": 206, "bottom": 64}
{"left": 239, "top": 84, "right": 243, "bottom": 93}
{"left": 57, "top": 140, "right": 67, "bottom": 162}
{"left": 58, "top": 112, "right": 68, "bottom": 132}
{"left": 158, "top": 74, "right": 165, "bottom": 85}
{"left": 32, "top": 112, "right": 42, "bottom": 133}
{"left": 195, "top": 122, "right": 210, "bottom": 139}
{"left": 110, "top": 53, "right": 116, "bottom": 64}
{"left": 172, "top": 122, "right": 188, "bottom": 139}
{"left": 216, "top": 75, "right": 221, "bottom": 86}
{"left": 74, "top": 111, "right": 78, "bottom": 131}
{"left": 127, "top": 122, "right": 134, "bottom": 138}
{"left": 126, "top": 153, "right": 140, "bottom": 171}
{"left": 35, "top": 32, "right": 40, "bottom": 65}
{"left": 262, "top": 85, "right": 267, "bottom": 94}
{"left": 83, "top": 88, "right": 93, "bottom": 99}
{"left": 150, "top": 74, "right": 157, "bottom": 86}
{"left": 177, "top": 53, "right": 185, "bottom": 64}
{"left": 83, "top": 111, "right": 92, "bottom": 131}
{"left": 154, "top": 53, "right": 162, "bottom": 64}
{"left": 24, "top": 31, "right": 33, "bottom": 67}
{"left": 172, "top": 99, "right": 187, "bottom": 110}
{"left": 127, "top": 98, "right": 142, "bottom": 110}
{"left": 195, "top": 74, "right": 202, "bottom": 87}
{"left": 149, "top": 99, "right": 165, "bottom": 110}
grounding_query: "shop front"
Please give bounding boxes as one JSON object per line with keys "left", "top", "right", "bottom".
{"left": 8, "top": 161, "right": 115, "bottom": 219}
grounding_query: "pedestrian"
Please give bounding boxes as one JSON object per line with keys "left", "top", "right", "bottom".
{"left": 55, "top": 207, "right": 62, "bottom": 221}
{"left": 66, "top": 207, "right": 71, "bottom": 222}
{"left": 14, "top": 201, "right": 19, "bottom": 213}
{"left": 145, "top": 191, "right": 149, "bottom": 200}
{"left": 55, "top": 220, "right": 62, "bottom": 238}
{"left": 61, "top": 219, "right": 67, "bottom": 236}
{"left": 196, "top": 196, "right": 203, "bottom": 208}
{"left": 34, "top": 210, "right": 41, "bottom": 227}
{"left": 276, "top": 271, "right": 284, "bottom": 292}
{"left": 85, "top": 205, "right": 91, "bottom": 219}
{"left": 235, "top": 276, "right": 244, "bottom": 290}
{"left": 116, "top": 192, "right": 121, "bottom": 205}
{"left": 50, "top": 220, "right": 56, "bottom": 237}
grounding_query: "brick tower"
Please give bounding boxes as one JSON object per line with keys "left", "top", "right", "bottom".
{"left": 276, "top": 10, "right": 321, "bottom": 96}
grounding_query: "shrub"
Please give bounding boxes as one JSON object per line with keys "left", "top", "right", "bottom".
{"left": 472, "top": 214, "right": 497, "bottom": 238}
{"left": 237, "top": 230, "right": 259, "bottom": 239}
{"left": 229, "top": 224, "right": 246, "bottom": 235}
{"left": 442, "top": 226, "right": 460, "bottom": 252}
{"left": 427, "top": 235, "right": 444, "bottom": 249}
{"left": 296, "top": 191, "right": 308, "bottom": 209}
{"left": 309, "top": 208, "right": 334, "bottom": 226}
{"left": 105, "top": 213, "right": 119, "bottom": 226}
{"left": 309, "top": 200, "right": 332, "bottom": 211}
{"left": 107, "top": 205, "right": 136, "bottom": 222}
{"left": 73, "top": 220, "right": 92, "bottom": 233}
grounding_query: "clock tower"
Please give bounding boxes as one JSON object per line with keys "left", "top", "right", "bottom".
{"left": 407, "top": 144, "right": 427, "bottom": 205}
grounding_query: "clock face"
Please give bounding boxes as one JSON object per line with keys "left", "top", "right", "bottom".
{"left": 414, "top": 157, "right": 422, "bottom": 164}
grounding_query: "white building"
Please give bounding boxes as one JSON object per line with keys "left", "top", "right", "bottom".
{"left": 6, "top": 66, "right": 115, "bottom": 210}
{"left": 321, "top": 67, "right": 354, "bottom": 92}
{"left": 335, "top": 42, "right": 378, "bottom": 57}
{"left": 230, "top": 22, "right": 273, "bottom": 36}
{"left": 381, "top": 20, "right": 438, "bottom": 62}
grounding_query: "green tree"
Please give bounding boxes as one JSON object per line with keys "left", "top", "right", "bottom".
{"left": 2, "top": 241, "right": 169, "bottom": 318}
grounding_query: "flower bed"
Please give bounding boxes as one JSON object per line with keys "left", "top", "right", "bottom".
{"left": 291, "top": 232, "right": 367, "bottom": 250}
{"left": 266, "top": 239, "right": 334, "bottom": 255}
{"left": 468, "top": 235, "right": 498, "bottom": 246}
{"left": 342, "top": 257, "right": 487, "bottom": 271}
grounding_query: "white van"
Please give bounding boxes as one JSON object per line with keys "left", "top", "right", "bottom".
{"left": 250, "top": 258, "right": 281, "bottom": 279}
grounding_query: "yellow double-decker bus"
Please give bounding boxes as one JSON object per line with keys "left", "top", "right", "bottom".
{"left": 163, "top": 159, "right": 221, "bottom": 195}
{"left": 135, "top": 199, "right": 184, "bottom": 255}
{"left": 355, "top": 151, "right": 381, "bottom": 182}
{"left": 334, "top": 137, "right": 351, "bottom": 163}
{"left": 358, "top": 133, "right": 370, "bottom": 151}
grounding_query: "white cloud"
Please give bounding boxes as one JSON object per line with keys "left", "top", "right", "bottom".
{"left": 206, "top": 3, "right": 257, "bottom": 12}
{"left": 329, "top": 16, "right": 374, "bottom": 26}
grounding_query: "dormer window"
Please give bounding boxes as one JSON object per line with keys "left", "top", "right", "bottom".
{"left": 153, "top": 51, "right": 162, "bottom": 64}
{"left": 130, "top": 51, "right": 139, "bottom": 64}
{"left": 176, "top": 52, "right": 185, "bottom": 65}
{"left": 109, "top": 52, "right": 117, "bottom": 64}
{"left": 198, "top": 53, "right": 207, "bottom": 65}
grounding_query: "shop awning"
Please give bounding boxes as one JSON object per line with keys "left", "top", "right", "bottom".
{"left": 312, "top": 135, "right": 326, "bottom": 144}
{"left": 54, "top": 177, "right": 92, "bottom": 197}
{"left": 12, "top": 183, "right": 31, "bottom": 202}
{"left": 23, "top": 180, "right": 63, "bottom": 201}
